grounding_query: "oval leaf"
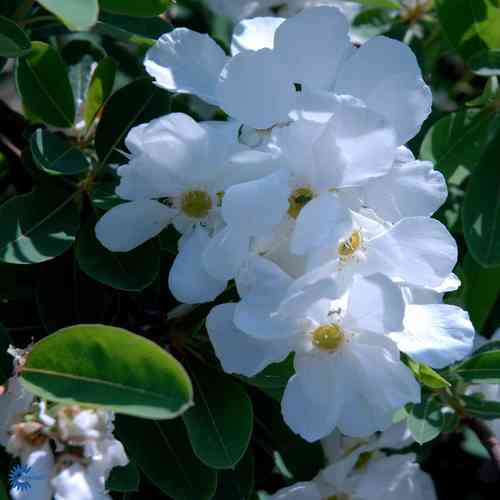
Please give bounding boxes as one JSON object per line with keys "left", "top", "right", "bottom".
{"left": 116, "top": 415, "right": 217, "bottom": 500}
{"left": 214, "top": 449, "right": 254, "bottom": 500}
{"left": 455, "top": 350, "right": 500, "bottom": 383}
{"left": 100, "top": 0, "right": 170, "bottom": 17}
{"left": 31, "top": 129, "right": 90, "bottom": 176}
{"left": 463, "top": 135, "right": 500, "bottom": 267}
{"left": 16, "top": 42, "right": 75, "bottom": 128}
{"left": 37, "top": 0, "right": 98, "bottom": 31}
{"left": 20, "top": 324, "right": 193, "bottom": 419}
{"left": 463, "top": 395, "right": 500, "bottom": 420}
{"left": 106, "top": 461, "right": 140, "bottom": 492}
{"left": 84, "top": 56, "right": 117, "bottom": 128}
{"left": 76, "top": 217, "right": 160, "bottom": 292}
{"left": 183, "top": 361, "right": 253, "bottom": 469}
{"left": 95, "top": 77, "right": 170, "bottom": 165}
{"left": 0, "top": 187, "right": 79, "bottom": 264}
{"left": 0, "top": 15, "right": 30, "bottom": 57}
{"left": 408, "top": 396, "right": 444, "bottom": 445}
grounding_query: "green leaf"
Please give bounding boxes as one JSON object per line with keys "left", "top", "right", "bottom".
{"left": 463, "top": 135, "right": 500, "bottom": 267}
{"left": 106, "top": 461, "right": 140, "bottom": 492}
{"left": 474, "top": 340, "right": 500, "bottom": 356}
{"left": 436, "top": 0, "right": 500, "bottom": 59}
{"left": 462, "top": 427, "right": 490, "bottom": 459}
{"left": 37, "top": 0, "right": 98, "bottom": 31}
{"left": 353, "top": 0, "right": 400, "bottom": 8}
{"left": 90, "top": 176, "right": 123, "bottom": 210}
{"left": 76, "top": 217, "right": 160, "bottom": 292}
{"left": 468, "top": 49, "right": 500, "bottom": 76}
{"left": 463, "top": 254, "right": 500, "bottom": 330}
{"left": 420, "top": 108, "right": 500, "bottom": 183}
{"left": 455, "top": 350, "right": 500, "bottom": 383}
{"left": 467, "top": 77, "right": 499, "bottom": 107}
{"left": 183, "top": 361, "right": 253, "bottom": 469}
{"left": 116, "top": 415, "right": 217, "bottom": 500}
{"left": 16, "top": 42, "right": 75, "bottom": 128}
{"left": 93, "top": 12, "right": 171, "bottom": 47}
{"left": 0, "top": 187, "right": 79, "bottom": 264}
{"left": 463, "top": 395, "right": 500, "bottom": 419}
{"left": 84, "top": 56, "right": 116, "bottom": 128}
{"left": 20, "top": 324, "right": 193, "bottom": 419}
{"left": 30, "top": 129, "right": 90, "bottom": 176}
{"left": 213, "top": 448, "right": 254, "bottom": 500}
{"left": 95, "top": 77, "right": 171, "bottom": 165}
{"left": 100, "top": 0, "right": 170, "bottom": 17}
{"left": 405, "top": 357, "right": 451, "bottom": 390}
{"left": 0, "top": 15, "right": 30, "bottom": 58}
{"left": 407, "top": 396, "right": 444, "bottom": 445}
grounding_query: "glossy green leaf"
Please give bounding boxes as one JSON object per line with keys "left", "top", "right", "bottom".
{"left": 474, "top": 340, "right": 500, "bottom": 356}
{"left": 463, "top": 135, "right": 500, "bottom": 267}
{"left": 84, "top": 56, "right": 116, "bottom": 128}
{"left": 94, "top": 12, "right": 171, "bottom": 47}
{"left": 468, "top": 49, "right": 500, "bottom": 76}
{"left": 405, "top": 356, "right": 451, "bottom": 390}
{"left": 420, "top": 108, "right": 500, "bottom": 182}
{"left": 30, "top": 129, "right": 90, "bottom": 176}
{"left": 408, "top": 396, "right": 444, "bottom": 445}
{"left": 76, "top": 217, "right": 160, "bottom": 292}
{"left": 463, "top": 254, "right": 500, "bottom": 330}
{"left": 107, "top": 461, "right": 140, "bottom": 492}
{"left": 455, "top": 350, "right": 500, "bottom": 383}
{"left": 213, "top": 449, "right": 254, "bottom": 500}
{"left": 353, "top": 0, "right": 400, "bottom": 8}
{"left": 90, "top": 177, "right": 123, "bottom": 210}
{"left": 0, "top": 15, "right": 30, "bottom": 57}
{"left": 436, "top": 0, "right": 500, "bottom": 59}
{"left": 100, "top": 0, "right": 170, "bottom": 17}
{"left": 16, "top": 42, "right": 75, "bottom": 128}
{"left": 95, "top": 77, "right": 171, "bottom": 165}
{"left": 20, "top": 324, "right": 193, "bottom": 419}
{"left": 462, "top": 428, "right": 490, "bottom": 459}
{"left": 37, "top": 0, "right": 98, "bottom": 31}
{"left": 116, "top": 415, "right": 217, "bottom": 500}
{"left": 463, "top": 395, "right": 500, "bottom": 420}
{"left": 0, "top": 187, "right": 79, "bottom": 264}
{"left": 183, "top": 361, "right": 253, "bottom": 469}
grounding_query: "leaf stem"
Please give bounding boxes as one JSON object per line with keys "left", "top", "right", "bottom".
{"left": 463, "top": 417, "right": 500, "bottom": 471}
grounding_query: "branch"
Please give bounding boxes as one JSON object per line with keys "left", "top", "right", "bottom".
{"left": 463, "top": 417, "right": 500, "bottom": 470}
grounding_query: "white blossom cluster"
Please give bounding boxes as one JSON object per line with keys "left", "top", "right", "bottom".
{"left": 0, "top": 347, "right": 128, "bottom": 500}
{"left": 270, "top": 422, "right": 437, "bottom": 500}
{"left": 96, "top": 6, "right": 475, "bottom": 443}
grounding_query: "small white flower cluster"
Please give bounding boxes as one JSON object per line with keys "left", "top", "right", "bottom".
{"left": 270, "top": 423, "right": 437, "bottom": 500}
{"left": 97, "top": 7, "right": 475, "bottom": 441}
{"left": 0, "top": 348, "right": 128, "bottom": 500}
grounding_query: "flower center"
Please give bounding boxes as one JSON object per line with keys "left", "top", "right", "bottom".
{"left": 312, "top": 324, "right": 344, "bottom": 352}
{"left": 354, "top": 451, "right": 375, "bottom": 470}
{"left": 338, "top": 230, "right": 362, "bottom": 259}
{"left": 180, "top": 190, "right": 212, "bottom": 218}
{"left": 288, "top": 187, "right": 315, "bottom": 219}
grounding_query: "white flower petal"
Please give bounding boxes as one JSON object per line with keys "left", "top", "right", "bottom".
{"left": 169, "top": 227, "right": 227, "bottom": 304}
{"left": 144, "top": 28, "right": 228, "bottom": 105}
{"left": 363, "top": 160, "right": 447, "bottom": 223}
{"left": 269, "top": 482, "right": 322, "bottom": 500}
{"left": 216, "top": 48, "right": 296, "bottom": 129}
{"left": 221, "top": 169, "right": 290, "bottom": 236}
{"left": 291, "top": 192, "right": 353, "bottom": 256}
{"left": 391, "top": 304, "right": 475, "bottom": 369}
{"left": 52, "top": 463, "right": 109, "bottom": 500}
{"left": 202, "top": 226, "right": 250, "bottom": 281}
{"left": 313, "top": 96, "right": 397, "bottom": 188}
{"left": 335, "top": 36, "right": 432, "bottom": 144}
{"left": 95, "top": 201, "right": 174, "bottom": 252}
{"left": 274, "top": 6, "right": 351, "bottom": 90}
{"left": 344, "top": 274, "right": 405, "bottom": 335}
{"left": 206, "top": 303, "right": 291, "bottom": 377}
{"left": 231, "top": 17, "right": 284, "bottom": 55}
{"left": 367, "top": 217, "right": 458, "bottom": 289}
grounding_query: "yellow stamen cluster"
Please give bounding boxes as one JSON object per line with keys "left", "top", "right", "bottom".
{"left": 180, "top": 190, "right": 212, "bottom": 218}
{"left": 338, "top": 231, "right": 362, "bottom": 259}
{"left": 288, "top": 187, "right": 315, "bottom": 219}
{"left": 312, "top": 324, "right": 344, "bottom": 352}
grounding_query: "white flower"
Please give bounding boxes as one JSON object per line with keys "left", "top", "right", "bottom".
{"left": 146, "top": 7, "right": 431, "bottom": 142}
{"left": 52, "top": 463, "right": 110, "bottom": 500}
{"left": 269, "top": 452, "right": 436, "bottom": 500}
{"left": 208, "top": 263, "right": 420, "bottom": 440}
